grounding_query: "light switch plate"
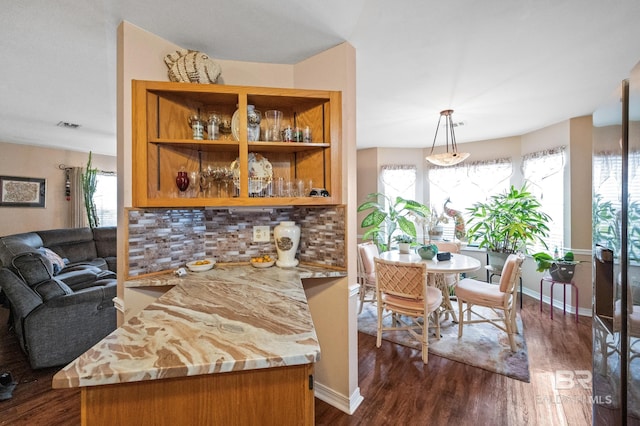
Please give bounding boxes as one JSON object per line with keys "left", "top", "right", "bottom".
{"left": 253, "top": 225, "right": 270, "bottom": 242}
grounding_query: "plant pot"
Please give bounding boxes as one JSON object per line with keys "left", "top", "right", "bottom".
{"left": 429, "top": 225, "right": 444, "bottom": 241}
{"left": 398, "top": 243, "right": 411, "bottom": 254}
{"left": 487, "top": 251, "right": 510, "bottom": 270}
{"left": 549, "top": 262, "right": 576, "bottom": 282}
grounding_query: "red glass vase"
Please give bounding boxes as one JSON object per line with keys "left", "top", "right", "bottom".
{"left": 176, "top": 171, "right": 190, "bottom": 192}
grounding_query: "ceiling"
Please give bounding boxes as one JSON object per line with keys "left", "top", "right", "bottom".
{"left": 1, "top": 0, "right": 640, "bottom": 157}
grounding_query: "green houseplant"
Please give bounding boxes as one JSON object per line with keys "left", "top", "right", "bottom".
{"left": 358, "top": 193, "right": 430, "bottom": 252}
{"left": 82, "top": 151, "right": 99, "bottom": 229}
{"left": 393, "top": 234, "right": 415, "bottom": 253}
{"left": 532, "top": 251, "right": 580, "bottom": 282}
{"left": 393, "top": 234, "right": 415, "bottom": 244}
{"left": 466, "top": 184, "right": 551, "bottom": 267}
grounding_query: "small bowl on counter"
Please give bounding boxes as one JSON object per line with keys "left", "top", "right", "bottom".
{"left": 186, "top": 259, "right": 216, "bottom": 272}
{"left": 250, "top": 255, "right": 276, "bottom": 268}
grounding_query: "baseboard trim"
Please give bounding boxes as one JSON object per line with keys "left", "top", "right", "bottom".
{"left": 112, "top": 296, "right": 125, "bottom": 314}
{"left": 521, "top": 287, "right": 592, "bottom": 318}
{"left": 314, "top": 381, "right": 364, "bottom": 415}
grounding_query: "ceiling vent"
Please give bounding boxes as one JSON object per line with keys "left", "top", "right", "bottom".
{"left": 56, "top": 121, "right": 81, "bottom": 129}
{"left": 440, "top": 121, "right": 465, "bottom": 128}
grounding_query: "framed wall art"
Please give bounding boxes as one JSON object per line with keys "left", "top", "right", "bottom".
{"left": 0, "top": 176, "right": 46, "bottom": 207}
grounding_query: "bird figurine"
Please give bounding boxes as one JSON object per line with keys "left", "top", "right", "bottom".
{"left": 164, "top": 49, "right": 221, "bottom": 84}
{"left": 443, "top": 198, "right": 466, "bottom": 241}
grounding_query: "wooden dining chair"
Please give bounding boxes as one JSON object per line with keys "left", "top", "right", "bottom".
{"left": 455, "top": 253, "right": 524, "bottom": 352}
{"left": 374, "top": 257, "right": 443, "bottom": 364}
{"left": 357, "top": 242, "right": 379, "bottom": 313}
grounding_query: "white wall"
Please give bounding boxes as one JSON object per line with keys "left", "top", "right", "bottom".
{"left": 294, "top": 42, "right": 362, "bottom": 413}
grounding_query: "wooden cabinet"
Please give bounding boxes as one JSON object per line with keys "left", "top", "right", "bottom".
{"left": 132, "top": 80, "right": 341, "bottom": 207}
{"left": 80, "top": 364, "right": 315, "bottom": 425}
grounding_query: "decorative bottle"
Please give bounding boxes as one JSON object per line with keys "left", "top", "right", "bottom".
{"left": 274, "top": 221, "right": 300, "bottom": 268}
{"left": 176, "top": 168, "right": 190, "bottom": 192}
{"left": 247, "top": 105, "right": 261, "bottom": 141}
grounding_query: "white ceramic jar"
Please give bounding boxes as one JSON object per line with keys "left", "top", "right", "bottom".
{"left": 274, "top": 221, "right": 300, "bottom": 268}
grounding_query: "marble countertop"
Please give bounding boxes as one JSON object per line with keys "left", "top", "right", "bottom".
{"left": 52, "top": 264, "right": 346, "bottom": 389}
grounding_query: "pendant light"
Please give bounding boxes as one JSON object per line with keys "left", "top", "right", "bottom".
{"left": 425, "top": 109, "right": 470, "bottom": 166}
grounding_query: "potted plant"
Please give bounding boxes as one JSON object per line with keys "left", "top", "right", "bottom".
{"left": 82, "top": 151, "right": 99, "bottom": 229}
{"left": 358, "top": 193, "right": 430, "bottom": 252}
{"left": 466, "top": 184, "right": 551, "bottom": 268}
{"left": 427, "top": 206, "right": 448, "bottom": 241}
{"left": 393, "top": 234, "right": 415, "bottom": 253}
{"left": 532, "top": 251, "right": 580, "bottom": 282}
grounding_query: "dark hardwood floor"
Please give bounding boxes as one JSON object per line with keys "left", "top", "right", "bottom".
{"left": 315, "top": 294, "right": 593, "bottom": 426}
{"left": 0, "top": 295, "right": 592, "bottom": 425}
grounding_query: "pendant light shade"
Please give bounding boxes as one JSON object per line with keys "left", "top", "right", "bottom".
{"left": 426, "top": 109, "right": 470, "bottom": 166}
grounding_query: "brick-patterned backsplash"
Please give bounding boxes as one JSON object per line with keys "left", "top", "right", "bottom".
{"left": 127, "top": 206, "right": 345, "bottom": 276}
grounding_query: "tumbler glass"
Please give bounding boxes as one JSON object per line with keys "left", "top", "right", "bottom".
{"left": 264, "top": 110, "right": 283, "bottom": 141}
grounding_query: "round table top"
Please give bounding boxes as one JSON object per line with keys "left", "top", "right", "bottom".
{"left": 379, "top": 250, "right": 481, "bottom": 274}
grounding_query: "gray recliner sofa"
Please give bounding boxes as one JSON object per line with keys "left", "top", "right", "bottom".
{"left": 0, "top": 227, "right": 117, "bottom": 369}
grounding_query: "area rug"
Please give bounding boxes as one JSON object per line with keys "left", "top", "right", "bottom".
{"left": 358, "top": 302, "right": 531, "bottom": 382}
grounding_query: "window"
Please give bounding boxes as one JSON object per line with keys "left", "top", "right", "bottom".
{"left": 380, "top": 165, "right": 416, "bottom": 202}
{"left": 380, "top": 165, "right": 417, "bottom": 241}
{"left": 593, "top": 150, "right": 640, "bottom": 260}
{"left": 428, "top": 159, "right": 512, "bottom": 241}
{"left": 522, "top": 147, "right": 565, "bottom": 254}
{"left": 94, "top": 173, "right": 117, "bottom": 227}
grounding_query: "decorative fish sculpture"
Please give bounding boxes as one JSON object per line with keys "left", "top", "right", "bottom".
{"left": 443, "top": 198, "right": 466, "bottom": 241}
{"left": 164, "top": 49, "right": 222, "bottom": 84}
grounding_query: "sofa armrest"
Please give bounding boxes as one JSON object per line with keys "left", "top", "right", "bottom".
{"left": 43, "top": 281, "right": 116, "bottom": 309}
{"left": 0, "top": 268, "right": 42, "bottom": 318}
{"left": 22, "top": 281, "right": 117, "bottom": 369}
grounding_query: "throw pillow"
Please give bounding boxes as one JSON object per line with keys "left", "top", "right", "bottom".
{"left": 37, "top": 247, "right": 66, "bottom": 275}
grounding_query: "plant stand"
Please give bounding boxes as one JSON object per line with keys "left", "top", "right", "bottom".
{"left": 540, "top": 275, "right": 579, "bottom": 323}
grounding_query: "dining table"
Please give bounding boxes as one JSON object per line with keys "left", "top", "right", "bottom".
{"left": 379, "top": 250, "right": 482, "bottom": 323}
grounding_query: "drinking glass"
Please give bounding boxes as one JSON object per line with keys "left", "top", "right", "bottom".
{"left": 264, "top": 110, "right": 283, "bottom": 141}
{"left": 207, "top": 112, "right": 220, "bottom": 140}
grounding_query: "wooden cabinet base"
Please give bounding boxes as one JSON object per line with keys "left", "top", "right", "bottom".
{"left": 80, "top": 364, "right": 314, "bottom": 425}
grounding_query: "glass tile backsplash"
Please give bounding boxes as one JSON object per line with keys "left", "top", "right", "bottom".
{"left": 127, "top": 206, "right": 345, "bottom": 276}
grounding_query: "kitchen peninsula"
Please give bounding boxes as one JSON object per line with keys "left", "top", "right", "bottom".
{"left": 52, "top": 263, "right": 346, "bottom": 425}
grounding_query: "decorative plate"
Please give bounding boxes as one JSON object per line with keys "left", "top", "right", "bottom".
{"left": 186, "top": 259, "right": 216, "bottom": 272}
{"left": 231, "top": 110, "right": 240, "bottom": 141}
{"left": 230, "top": 153, "right": 273, "bottom": 194}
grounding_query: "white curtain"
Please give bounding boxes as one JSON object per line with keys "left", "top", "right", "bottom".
{"left": 69, "top": 167, "right": 88, "bottom": 228}
{"left": 427, "top": 157, "right": 512, "bottom": 201}
{"left": 380, "top": 165, "right": 417, "bottom": 201}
